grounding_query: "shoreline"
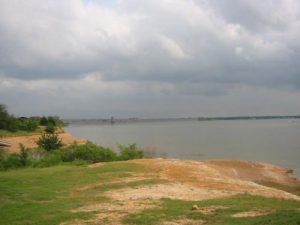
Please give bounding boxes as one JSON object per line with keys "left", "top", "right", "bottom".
{"left": 1, "top": 132, "right": 300, "bottom": 189}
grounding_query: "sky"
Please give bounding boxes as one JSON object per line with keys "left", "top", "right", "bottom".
{"left": 0, "top": 0, "right": 300, "bottom": 118}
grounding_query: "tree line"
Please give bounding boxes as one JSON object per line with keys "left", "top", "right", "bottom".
{"left": 0, "top": 104, "right": 66, "bottom": 132}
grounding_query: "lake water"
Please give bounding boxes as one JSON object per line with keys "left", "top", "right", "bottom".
{"left": 65, "top": 119, "right": 300, "bottom": 177}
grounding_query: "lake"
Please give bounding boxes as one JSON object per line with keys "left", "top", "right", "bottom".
{"left": 65, "top": 119, "right": 300, "bottom": 177}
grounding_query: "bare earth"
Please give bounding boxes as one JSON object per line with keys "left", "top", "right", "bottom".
{"left": 63, "top": 159, "right": 300, "bottom": 224}
{"left": 99, "top": 159, "right": 300, "bottom": 201}
{"left": 1, "top": 132, "right": 86, "bottom": 152}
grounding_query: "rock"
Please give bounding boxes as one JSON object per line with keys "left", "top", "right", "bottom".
{"left": 191, "top": 205, "right": 199, "bottom": 210}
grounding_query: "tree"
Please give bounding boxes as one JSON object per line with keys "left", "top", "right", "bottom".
{"left": 0, "top": 104, "right": 9, "bottom": 129}
{"left": 40, "top": 116, "right": 48, "bottom": 126}
{"left": 47, "top": 116, "right": 56, "bottom": 126}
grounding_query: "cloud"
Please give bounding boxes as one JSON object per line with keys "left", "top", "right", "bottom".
{"left": 0, "top": 0, "right": 299, "bottom": 117}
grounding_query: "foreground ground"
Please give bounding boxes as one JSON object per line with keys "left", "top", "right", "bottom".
{"left": 0, "top": 159, "right": 299, "bottom": 225}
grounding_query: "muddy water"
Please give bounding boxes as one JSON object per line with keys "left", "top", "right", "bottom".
{"left": 66, "top": 119, "right": 300, "bottom": 177}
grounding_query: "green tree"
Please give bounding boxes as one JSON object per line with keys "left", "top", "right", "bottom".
{"left": 40, "top": 116, "right": 48, "bottom": 126}
{"left": 47, "top": 117, "right": 56, "bottom": 126}
{"left": 0, "top": 104, "right": 9, "bottom": 129}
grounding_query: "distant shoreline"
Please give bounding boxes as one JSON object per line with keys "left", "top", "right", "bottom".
{"left": 64, "top": 115, "right": 300, "bottom": 125}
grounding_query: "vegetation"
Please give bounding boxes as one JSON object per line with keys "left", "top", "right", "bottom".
{"left": 118, "top": 143, "right": 144, "bottom": 160}
{"left": 125, "top": 195, "right": 300, "bottom": 225}
{"left": 39, "top": 115, "right": 67, "bottom": 127}
{"left": 0, "top": 104, "right": 66, "bottom": 135}
{"left": 0, "top": 163, "right": 144, "bottom": 225}
{"left": 60, "top": 142, "right": 117, "bottom": 163}
{"left": 36, "top": 133, "right": 64, "bottom": 151}
{"left": 0, "top": 141, "right": 146, "bottom": 170}
{"left": 45, "top": 124, "right": 56, "bottom": 134}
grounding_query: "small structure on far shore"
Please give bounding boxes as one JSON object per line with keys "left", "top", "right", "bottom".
{"left": 110, "top": 116, "right": 115, "bottom": 124}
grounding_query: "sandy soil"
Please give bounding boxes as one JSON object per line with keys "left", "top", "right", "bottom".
{"left": 66, "top": 159, "right": 300, "bottom": 225}
{"left": 1, "top": 132, "right": 86, "bottom": 152}
{"left": 90, "top": 159, "right": 300, "bottom": 201}
{"left": 151, "top": 159, "right": 299, "bottom": 198}
{"left": 231, "top": 210, "right": 273, "bottom": 218}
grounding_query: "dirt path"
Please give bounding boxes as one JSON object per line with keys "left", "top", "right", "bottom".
{"left": 1, "top": 132, "right": 86, "bottom": 152}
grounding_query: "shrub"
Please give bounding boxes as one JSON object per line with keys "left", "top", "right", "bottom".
{"left": 0, "top": 151, "right": 5, "bottom": 170}
{"left": 47, "top": 117, "right": 56, "bottom": 126}
{"left": 45, "top": 124, "right": 55, "bottom": 134}
{"left": 6, "top": 116, "right": 19, "bottom": 132}
{"left": 18, "top": 118, "right": 39, "bottom": 132}
{"left": 2, "top": 153, "right": 22, "bottom": 169}
{"left": 36, "top": 134, "right": 63, "bottom": 151}
{"left": 118, "top": 143, "right": 144, "bottom": 160}
{"left": 19, "top": 144, "right": 29, "bottom": 166}
{"left": 31, "top": 153, "right": 62, "bottom": 168}
{"left": 40, "top": 116, "right": 48, "bottom": 126}
{"left": 60, "top": 142, "right": 117, "bottom": 163}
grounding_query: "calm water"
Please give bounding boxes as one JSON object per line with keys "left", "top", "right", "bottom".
{"left": 66, "top": 119, "right": 300, "bottom": 177}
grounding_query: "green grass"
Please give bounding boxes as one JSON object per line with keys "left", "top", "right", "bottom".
{"left": 0, "top": 162, "right": 146, "bottom": 225}
{"left": 125, "top": 195, "right": 300, "bottom": 225}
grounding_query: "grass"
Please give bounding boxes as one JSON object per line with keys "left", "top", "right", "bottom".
{"left": 0, "top": 162, "right": 146, "bottom": 225}
{"left": 125, "top": 195, "right": 300, "bottom": 225}
{"left": 0, "top": 162, "right": 299, "bottom": 225}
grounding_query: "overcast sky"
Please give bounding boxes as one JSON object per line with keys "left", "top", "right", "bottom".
{"left": 0, "top": 0, "right": 300, "bottom": 118}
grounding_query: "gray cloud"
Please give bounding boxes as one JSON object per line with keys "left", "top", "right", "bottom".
{"left": 0, "top": 0, "right": 300, "bottom": 117}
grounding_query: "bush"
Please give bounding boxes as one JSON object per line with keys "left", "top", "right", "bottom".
{"left": 39, "top": 116, "right": 66, "bottom": 127}
{"left": 40, "top": 116, "right": 48, "bottom": 126}
{"left": 45, "top": 124, "right": 55, "bottom": 134}
{"left": 31, "top": 153, "right": 62, "bottom": 168}
{"left": 19, "top": 144, "right": 29, "bottom": 166}
{"left": 36, "top": 134, "right": 63, "bottom": 151}
{"left": 4, "top": 153, "right": 23, "bottom": 169}
{"left": 60, "top": 142, "right": 117, "bottom": 163}
{"left": 6, "top": 116, "right": 19, "bottom": 132}
{"left": 0, "top": 104, "right": 39, "bottom": 132}
{"left": 118, "top": 143, "right": 144, "bottom": 160}
{"left": 0, "top": 144, "right": 31, "bottom": 170}
{"left": 18, "top": 118, "right": 39, "bottom": 132}
{"left": 0, "top": 151, "right": 5, "bottom": 170}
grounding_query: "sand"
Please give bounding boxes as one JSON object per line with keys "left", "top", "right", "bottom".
{"left": 1, "top": 132, "right": 86, "bottom": 152}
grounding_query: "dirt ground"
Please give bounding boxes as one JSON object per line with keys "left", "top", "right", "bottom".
{"left": 1, "top": 132, "right": 86, "bottom": 152}
{"left": 98, "top": 159, "right": 300, "bottom": 201}
{"left": 66, "top": 159, "right": 300, "bottom": 224}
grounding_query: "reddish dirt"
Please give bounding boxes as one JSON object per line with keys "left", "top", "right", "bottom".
{"left": 101, "top": 159, "right": 300, "bottom": 201}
